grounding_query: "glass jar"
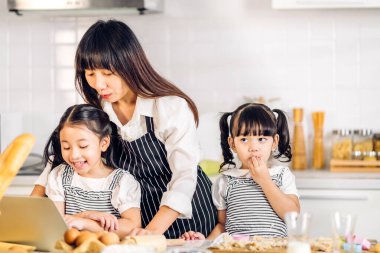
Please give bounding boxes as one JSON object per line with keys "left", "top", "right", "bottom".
{"left": 353, "top": 129, "right": 373, "bottom": 154}
{"left": 332, "top": 129, "right": 353, "bottom": 160}
{"left": 363, "top": 151, "right": 377, "bottom": 161}
{"left": 373, "top": 133, "right": 380, "bottom": 153}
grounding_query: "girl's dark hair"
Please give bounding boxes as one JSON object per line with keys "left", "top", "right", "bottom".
{"left": 219, "top": 103, "right": 292, "bottom": 170}
{"left": 42, "top": 104, "right": 119, "bottom": 170}
{"left": 75, "top": 19, "right": 199, "bottom": 125}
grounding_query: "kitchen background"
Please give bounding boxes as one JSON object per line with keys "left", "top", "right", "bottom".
{"left": 1, "top": 0, "right": 380, "bottom": 165}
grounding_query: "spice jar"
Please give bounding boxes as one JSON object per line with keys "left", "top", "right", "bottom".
{"left": 353, "top": 129, "right": 373, "bottom": 153}
{"left": 332, "top": 129, "right": 353, "bottom": 160}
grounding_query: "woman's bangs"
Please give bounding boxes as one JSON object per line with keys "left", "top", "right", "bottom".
{"left": 235, "top": 107, "right": 276, "bottom": 137}
{"left": 77, "top": 42, "right": 115, "bottom": 72}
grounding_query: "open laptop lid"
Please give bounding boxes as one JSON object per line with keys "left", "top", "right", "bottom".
{"left": 0, "top": 196, "right": 68, "bottom": 252}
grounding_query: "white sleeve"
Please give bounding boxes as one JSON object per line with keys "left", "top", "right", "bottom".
{"left": 112, "top": 173, "right": 141, "bottom": 214}
{"left": 156, "top": 96, "right": 200, "bottom": 219}
{"left": 212, "top": 175, "right": 227, "bottom": 210}
{"left": 34, "top": 161, "right": 53, "bottom": 187}
{"left": 280, "top": 167, "right": 300, "bottom": 198}
{"left": 45, "top": 165, "right": 65, "bottom": 202}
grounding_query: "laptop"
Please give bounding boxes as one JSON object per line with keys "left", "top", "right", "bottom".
{"left": 0, "top": 196, "right": 68, "bottom": 252}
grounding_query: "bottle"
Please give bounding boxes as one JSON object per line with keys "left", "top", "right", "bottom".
{"left": 292, "top": 108, "right": 307, "bottom": 170}
{"left": 312, "top": 111, "right": 325, "bottom": 169}
{"left": 332, "top": 129, "right": 353, "bottom": 160}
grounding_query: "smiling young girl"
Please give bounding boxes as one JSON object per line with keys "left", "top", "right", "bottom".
{"left": 40, "top": 104, "right": 141, "bottom": 237}
{"left": 182, "top": 103, "right": 300, "bottom": 240}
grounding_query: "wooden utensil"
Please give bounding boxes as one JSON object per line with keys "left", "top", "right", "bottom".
{"left": 292, "top": 108, "right": 307, "bottom": 170}
{"left": 0, "top": 133, "right": 35, "bottom": 200}
{"left": 312, "top": 111, "right": 325, "bottom": 169}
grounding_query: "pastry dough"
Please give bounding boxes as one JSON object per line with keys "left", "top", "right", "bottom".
{"left": 122, "top": 235, "right": 167, "bottom": 253}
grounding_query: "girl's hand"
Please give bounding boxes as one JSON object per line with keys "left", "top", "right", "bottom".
{"left": 248, "top": 156, "right": 270, "bottom": 184}
{"left": 128, "top": 228, "right": 158, "bottom": 236}
{"left": 76, "top": 211, "right": 119, "bottom": 231}
{"left": 64, "top": 215, "right": 86, "bottom": 230}
{"left": 181, "top": 231, "right": 205, "bottom": 240}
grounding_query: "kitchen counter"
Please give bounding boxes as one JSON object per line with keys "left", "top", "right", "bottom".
{"left": 294, "top": 170, "right": 380, "bottom": 190}
{"left": 8, "top": 170, "right": 380, "bottom": 195}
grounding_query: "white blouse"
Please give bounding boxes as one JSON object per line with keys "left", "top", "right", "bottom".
{"left": 212, "top": 166, "right": 300, "bottom": 210}
{"left": 103, "top": 96, "right": 200, "bottom": 219}
{"left": 45, "top": 164, "right": 141, "bottom": 214}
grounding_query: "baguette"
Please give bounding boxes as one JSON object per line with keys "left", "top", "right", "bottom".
{"left": 0, "top": 133, "right": 35, "bottom": 200}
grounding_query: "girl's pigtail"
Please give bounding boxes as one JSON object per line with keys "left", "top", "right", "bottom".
{"left": 42, "top": 129, "right": 64, "bottom": 170}
{"left": 106, "top": 122, "right": 122, "bottom": 169}
{"left": 273, "top": 109, "right": 292, "bottom": 162}
{"left": 219, "top": 112, "right": 235, "bottom": 171}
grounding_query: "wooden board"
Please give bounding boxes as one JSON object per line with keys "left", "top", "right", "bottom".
{"left": 330, "top": 159, "right": 380, "bottom": 172}
{"left": 209, "top": 249, "right": 285, "bottom": 253}
{"left": 209, "top": 250, "right": 372, "bottom": 253}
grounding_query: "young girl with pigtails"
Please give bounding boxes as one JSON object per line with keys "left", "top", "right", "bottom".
{"left": 182, "top": 103, "right": 300, "bottom": 240}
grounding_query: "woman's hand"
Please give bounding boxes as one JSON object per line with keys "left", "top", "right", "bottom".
{"left": 181, "top": 231, "right": 205, "bottom": 240}
{"left": 74, "top": 211, "right": 119, "bottom": 231}
{"left": 248, "top": 156, "right": 271, "bottom": 185}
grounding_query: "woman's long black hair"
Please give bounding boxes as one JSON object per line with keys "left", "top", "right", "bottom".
{"left": 42, "top": 104, "right": 119, "bottom": 170}
{"left": 75, "top": 19, "right": 199, "bottom": 125}
{"left": 219, "top": 103, "right": 292, "bottom": 170}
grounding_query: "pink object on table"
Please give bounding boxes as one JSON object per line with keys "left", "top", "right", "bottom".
{"left": 231, "top": 234, "right": 250, "bottom": 241}
{"left": 353, "top": 236, "right": 371, "bottom": 250}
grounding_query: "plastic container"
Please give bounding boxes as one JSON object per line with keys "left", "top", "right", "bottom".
{"left": 353, "top": 129, "right": 373, "bottom": 154}
{"left": 332, "top": 129, "right": 353, "bottom": 160}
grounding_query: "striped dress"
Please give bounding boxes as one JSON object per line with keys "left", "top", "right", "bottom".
{"left": 114, "top": 116, "right": 217, "bottom": 239}
{"left": 224, "top": 173, "right": 287, "bottom": 237}
{"left": 213, "top": 166, "right": 298, "bottom": 237}
{"left": 63, "top": 165, "right": 125, "bottom": 217}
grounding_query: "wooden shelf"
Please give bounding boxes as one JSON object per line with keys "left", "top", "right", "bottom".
{"left": 330, "top": 159, "right": 380, "bottom": 172}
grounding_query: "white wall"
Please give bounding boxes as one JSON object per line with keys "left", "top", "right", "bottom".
{"left": 1, "top": 0, "right": 380, "bottom": 160}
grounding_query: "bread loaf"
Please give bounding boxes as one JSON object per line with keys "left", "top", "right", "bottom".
{"left": 0, "top": 133, "right": 35, "bottom": 200}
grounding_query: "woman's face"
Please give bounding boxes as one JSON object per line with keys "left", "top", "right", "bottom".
{"left": 60, "top": 124, "right": 109, "bottom": 177}
{"left": 84, "top": 69, "right": 133, "bottom": 103}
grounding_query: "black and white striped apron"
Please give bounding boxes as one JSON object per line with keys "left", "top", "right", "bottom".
{"left": 224, "top": 170, "right": 287, "bottom": 237}
{"left": 63, "top": 165, "right": 124, "bottom": 218}
{"left": 114, "top": 116, "right": 217, "bottom": 239}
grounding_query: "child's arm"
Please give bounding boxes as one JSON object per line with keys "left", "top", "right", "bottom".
{"left": 68, "top": 208, "right": 141, "bottom": 238}
{"left": 30, "top": 185, "right": 46, "bottom": 197}
{"left": 260, "top": 182, "right": 300, "bottom": 220}
{"left": 205, "top": 210, "right": 226, "bottom": 240}
{"left": 181, "top": 210, "right": 226, "bottom": 241}
{"left": 249, "top": 157, "right": 300, "bottom": 220}
{"left": 117, "top": 207, "right": 141, "bottom": 238}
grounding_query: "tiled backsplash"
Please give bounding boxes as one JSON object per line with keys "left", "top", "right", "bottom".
{"left": 1, "top": 0, "right": 380, "bottom": 160}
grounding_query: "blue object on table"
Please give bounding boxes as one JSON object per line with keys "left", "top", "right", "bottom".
{"left": 343, "top": 242, "right": 351, "bottom": 252}
{"left": 354, "top": 243, "right": 362, "bottom": 253}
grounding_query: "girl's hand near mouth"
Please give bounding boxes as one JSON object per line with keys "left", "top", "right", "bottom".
{"left": 248, "top": 156, "right": 271, "bottom": 184}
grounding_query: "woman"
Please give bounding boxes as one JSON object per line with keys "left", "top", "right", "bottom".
{"left": 74, "top": 19, "right": 217, "bottom": 238}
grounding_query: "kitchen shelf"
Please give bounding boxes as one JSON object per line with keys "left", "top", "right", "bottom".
{"left": 330, "top": 159, "right": 380, "bottom": 172}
